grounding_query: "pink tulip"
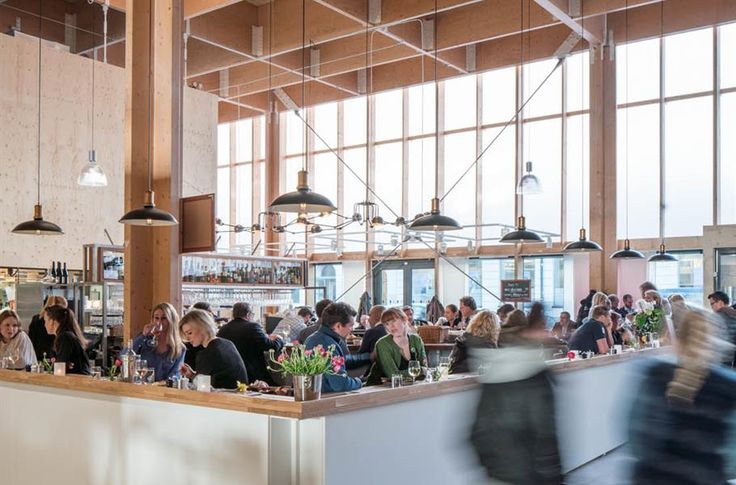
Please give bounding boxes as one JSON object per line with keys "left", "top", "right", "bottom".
{"left": 305, "top": 350, "right": 312, "bottom": 357}
{"left": 277, "top": 354, "right": 286, "bottom": 363}
{"left": 114, "top": 359, "right": 122, "bottom": 367}
{"left": 333, "top": 366, "right": 341, "bottom": 373}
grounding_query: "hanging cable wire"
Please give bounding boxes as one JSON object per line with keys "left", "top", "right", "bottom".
{"left": 36, "top": 0, "right": 42, "bottom": 205}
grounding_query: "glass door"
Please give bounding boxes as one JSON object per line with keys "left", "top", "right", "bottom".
{"left": 716, "top": 249, "right": 736, "bottom": 303}
{"left": 373, "top": 260, "right": 435, "bottom": 319}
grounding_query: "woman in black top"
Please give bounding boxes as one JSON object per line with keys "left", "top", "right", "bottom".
{"left": 43, "top": 305, "right": 91, "bottom": 376}
{"left": 179, "top": 309, "right": 248, "bottom": 389}
{"left": 29, "top": 295, "right": 67, "bottom": 361}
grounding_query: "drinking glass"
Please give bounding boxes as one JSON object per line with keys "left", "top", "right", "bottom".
{"left": 408, "top": 360, "right": 421, "bottom": 384}
{"left": 135, "top": 359, "right": 148, "bottom": 384}
{"left": 391, "top": 373, "right": 402, "bottom": 388}
{"left": 425, "top": 367, "right": 436, "bottom": 383}
{"left": 91, "top": 366, "right": 102, "bottom": 379}
{"left": 438, "top": 356, "right": 451, "bottom": 380}
{"left": 145, "top": 368, "right": 156, "bottom": 384}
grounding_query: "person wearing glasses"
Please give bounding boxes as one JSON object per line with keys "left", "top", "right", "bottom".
{"left": 0, "top": 309, "right": 36, "bottom": 369}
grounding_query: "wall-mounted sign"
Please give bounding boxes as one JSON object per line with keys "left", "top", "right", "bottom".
{"left": 501, "top": 279, "right": 532, "bottom": 302}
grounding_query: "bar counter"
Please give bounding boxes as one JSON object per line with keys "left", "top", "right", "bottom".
{"left": 0, "top": 348, "right": 669, "bottom": 485}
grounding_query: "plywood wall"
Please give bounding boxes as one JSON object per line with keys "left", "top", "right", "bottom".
{"left": 0, "top": 33, "right": 217, "bottom": 270}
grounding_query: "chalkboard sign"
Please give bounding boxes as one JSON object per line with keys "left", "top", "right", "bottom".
{"left": 501, "top": 279, "right": 532, "bottom": 302}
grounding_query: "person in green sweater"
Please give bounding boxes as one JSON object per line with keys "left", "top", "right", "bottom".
{"left": 367, "top": 307, "right": 427, "bottom": 385}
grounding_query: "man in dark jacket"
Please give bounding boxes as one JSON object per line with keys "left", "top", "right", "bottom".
{"left": 217, "top": 302, "right": 283, "bottom": 385}
{"left": 708, "top": 291, "right": 736, "bottom": 367}
{"left": 297, "top": 298, "right": 333, "bottom": 343}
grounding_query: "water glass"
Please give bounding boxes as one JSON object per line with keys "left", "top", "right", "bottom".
{"left": 391, "top": 373, "right": 402, "bottom": 388}
{"left": 408, "top": 360, "right": 421, "bottom": 384}
{"left": 145, "top": 368, "right": 156, "bottom": 384}
{"left": 91, "top": 366, "right": 102, "bottom": 379}
{"left": 425, "top": 367, "right": 437, "bottom": 383}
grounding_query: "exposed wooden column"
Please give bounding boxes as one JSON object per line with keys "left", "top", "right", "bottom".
{"left": 124, "top": 0, "right": 184, "bottom": 340}
{"left": 589, "top": 47, "right": 617, "bottom": 293}
{"left": 264, "top": 104, "right": 283, "bottom": 255}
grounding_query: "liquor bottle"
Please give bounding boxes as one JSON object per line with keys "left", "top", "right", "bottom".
{"left": 51, "top": 261, "right": 57, "bottom": 282}
{"left": 119, "top": 339, "right": 137, "bottom": 383}
{"left": 56, "top": 261, "right": 62, "bottom": 284}
{"left": 62, "top": 263, "right": 68, "bottom": 285}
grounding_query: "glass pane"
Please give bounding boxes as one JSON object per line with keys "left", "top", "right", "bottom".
{"left": 312, "top": 152, "right": 338, "bottom": 248}
{"left": 315, "top": 264, "right": 343, "bottom": 302}
{"left": 381, "top": 269, "right": 404, "bottom": 307}
{"left": 408, "top": 83, "right": 435, "bottom": 137}
{"left": 235, "top": 163, "right": 253, "bottom": 246}
{"left": 616, "top": 104, "right": 660, "bottom": 239}
{"left": 374, "top": 89, "right": 403, "bottom": 142}
{"left": 284, "top": 110, "right": 305, "bottom": 156}
{"left": 522, "top": 256, "right": 565, "bottom": 323}
{"left": 467, "top": 258, "right": 516, "bottom": 310}
{"left": 523, "top": 118, "right": 562, "bottom": 238}
{"left": 523, "top": 58, "right": 562, "bottom": 118}
{"left": 566, "top": 50, "right": 590, "bottom": 112}
{"left": 482, "top": 66, "right": 516, "bottom": 125}
{"left": 664, "top": 96, "right": 713, "bottom": 237}
{"left": 217, "top": 123, "right": 230, "bottom": 166}
{"left": 216, "top": 167, "right": 230, "bottom": 249}
{"left": 374, "top": 142, "right": 403, "bottom": 224}
{"left": 481, "top": 126, "right": 516, "bottom": 242}
{"left": 235, "top": 118, "right": 253, "bottom": 163}
{"left": 721, "top": 93, "right": 736, "bottom": 224}
{"left": 443, "top": 131, "right": 476, "bottom": 244}
{"left": 665, "top": 27, "right": 713, "bottom": 97}
{"left": 284, "top": 157, "right": 305, "bottom": 247}
{"left": 342, "top": 148, "right": 367, "bottom": 252}
{"left": 314, "top": 102, "right": 338, "bottom": 150}
{"left": 411, "top": 268, "right": 434, "bottom": 320}
{"left": 444, "top": 75, "right": 477, "bottom": 131}
{"left": 648, "top": 251, "right": 703, "bottom": 304}
{"left": 718, "top": 251, "right": 736, "bottom": 302}
{"left": 407, "top": 137, "right": 435, "bottom": 220}
{"left": 616, "top": 38, "right": 660, "bottom": 104}
{"left": 343, "top": 96, "right": 367, "bottom": 146}
{"left": 565, "top": 115, "right": 590, "bottom": 241}
{"left": 256, "top": 116, "right": 265, "bottom": 160}
{"left": 721, "top": 22, "right": 736, "bottom": 89}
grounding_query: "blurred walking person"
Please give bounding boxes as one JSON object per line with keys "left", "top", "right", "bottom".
{"left": 628, "top": 308, "right": 736, "bottom": 484}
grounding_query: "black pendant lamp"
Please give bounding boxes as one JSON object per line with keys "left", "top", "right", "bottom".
{"left": 563, "top": 8, "right": 601, "bottom": 253}
{"left": 648, "top": 243, "right": 677, "bottom": 262}
{"left": 13, "top": 1, "right": 63, "bottom": 236}
{"left": 269, "top": 0, "right": 336, "bottom": 215}
{"left": 610, "top": 1, "right": 643, "bottom": 260}
{"left": 409, "top": 0, "right": 461, "bottom": 232}
{"left": 119, "top": 5, "right": 177, "bottom": 227}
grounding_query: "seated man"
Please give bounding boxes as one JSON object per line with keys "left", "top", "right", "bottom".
{"left": 568, "top": 305, "right": 611, "bottom": 355}
{"left": 551, "top": 311, "right": 576, "bottom": 341}
{"left": 304, "top": 302, "right": 363, "bottom": 393}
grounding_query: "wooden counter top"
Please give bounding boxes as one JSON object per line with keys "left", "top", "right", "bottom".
{"left": 347, "top": 343, "right": 455, "bottom": 352}
{"left": 0, "top": 347, "right": 669, "bottom": 420}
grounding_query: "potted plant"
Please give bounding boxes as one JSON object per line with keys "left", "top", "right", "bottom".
{"left": 634, "top": 305, "right": 664, "bottom": 347}
{"left": 269, "top": 344, "right": 345, "bottom": 401}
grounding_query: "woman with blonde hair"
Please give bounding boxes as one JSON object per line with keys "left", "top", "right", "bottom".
{"left": 28, "top": 295, "right": 68, "bottom": 361}
{"left": 449, "top": 310, "right": 500, "bottom": 374}
{"left": 179, "top": 309, "right": 247, "bottom": 389}
{"left": 628, "top": 308, "right": 736, "bottom": 484}
{"left": 132, "top": 302, "right": 186, "bottom": 381}
{"left": 0, "top": 309, "right": 37, "bottom": 369}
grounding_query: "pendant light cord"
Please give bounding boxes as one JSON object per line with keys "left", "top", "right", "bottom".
{"left": 91, "top": 3, "right": 95, "bottom": 151}
{"left": 659, "top": 0, "right": 665, "bottom": 246}
{"left": 365, "top": 0, "right": 370, "bottom": 202}
{"left": 580, "top": 3, "right": 585, "bottom": 229}
{"left": 147, "top": 1, "right": 154, "bottom": 193}
{"left": 624, "top": 0, "right": 630, "bottom": 240}
{"left": 433, "top": 0, "right": 439, "bottom": 200}
{"left": 302, "top": 0, "right": 307, "bottom": 168}
{"left": 36, "top": 0, "right": 42, "bottom": 205}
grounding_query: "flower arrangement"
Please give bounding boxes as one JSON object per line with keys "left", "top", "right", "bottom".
{"left": 269, "top": 344, "right": 345, "bottom": 376}
{"left": 108, "top": 358, "right": 122, "bottom": 380}
{"left": 634, "top": 307, "right": 665, "bottom": 335}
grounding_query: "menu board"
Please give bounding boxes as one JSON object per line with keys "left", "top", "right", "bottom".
{"left": 501, "top": 279, "right": 532, "bottom": 302}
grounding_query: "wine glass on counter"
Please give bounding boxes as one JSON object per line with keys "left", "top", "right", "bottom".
{"left": 408, "top": 360, "right": 421, "bottom": 385}
{"left": 135, "top": 359, "right": 148, "bottom": 384}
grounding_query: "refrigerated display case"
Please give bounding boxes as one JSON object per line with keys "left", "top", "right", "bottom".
{"left": 73, "top": 282, "right": 124, "bottom": 366}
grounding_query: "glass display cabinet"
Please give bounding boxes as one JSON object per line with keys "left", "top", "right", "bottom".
{"left": 74, "top": 282, "right": 124, "bottom": 366}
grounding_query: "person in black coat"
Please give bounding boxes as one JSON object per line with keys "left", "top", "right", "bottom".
{"left": 180, "top": 309, "right": 248, "bottom": 390}
{"left": 357, "top": 305, "right": 387, "bottom": 355}
{"left": 43, "top": 305, "right": 91, "bottom": 376}
{"left": 217, "top": 302, "right": 283, "bottom": 385}
{"left": 29, "top": 295, "right": 67, "bottom": 361}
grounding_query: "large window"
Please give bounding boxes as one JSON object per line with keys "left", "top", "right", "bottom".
{"left": 314, "top": 263, "right": 344, "bottom": 302}
{"left": 616, "top": 25, "right": 736, "bottom": 236}
{"left": 648, "top": 251, "right": 704, "bottom": 304}
{"left": 467, "top": 258, "right": 516, "bottom": 310}
{"left": 522, "top": 255, "right": 565, "bottom": 325}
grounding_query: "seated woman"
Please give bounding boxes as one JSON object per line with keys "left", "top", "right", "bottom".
{"left": 367, "top": 307, "right": 427, "bottom": 385}
{"left": 440, "top": 304, "right": 462, "bottom": 327}
{"left": 0, "top": 309, "right": 37, "bottom": 369}
{"left": 449, "top": 310, "right": 500, "bottom": 374}
{"left": 132, "top": 303, "right": 186, "bottom": 381}
{"left": 43, "top": 305, "right": 91, "bottom": 375}
{"left": 29, "top": 295, "right": 67, "bottom": 362}
{"left": 180, "top": 309, "right": 247, "bottom": 389}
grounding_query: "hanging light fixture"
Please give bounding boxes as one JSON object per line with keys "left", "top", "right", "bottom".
{"left": 13, "top": 1, "right": 63, "bottom": 236}
{"left": 119, "top": 3, "right": 178, "bottom": 226}
{"left": 516, "top": 161, "right": 542, "bottom": 195}
{"left": 500, "top": 0, "right": 541, "bottom": 244}
{"left": 611, "top": 0, "right": 643, "bottom": 259}
{"left": 269, "top": 0, "right": 336, "bottom": 215}
{"left": 409, "top": 0, "right": 461, "bottom": 232}
{"left": 78, "top": 3, "right": 107, "bottom": 187}
{"left": 647, "top": 0, "right": 677, "bottom": 264}
{"left": 564, "top": 8, "right": 601, "bottom": 253}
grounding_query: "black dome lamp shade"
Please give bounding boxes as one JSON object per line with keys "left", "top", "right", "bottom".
{"left": 119, "top": 6, "right": 177, "bottom": 227}
{"left": 563, "top": 228, "right": 603, "bottom": 253}
{"left": 409, "top": 198, "right": 461, "bottom": 232}
{"left": 610, "top": 238, "right": 645, "bottom": 260}
{"left": 13, "top": 0, "right": 63, "bottom": 236}
{"left": 269, "top": 170, "right": 336, "bottom": 214}
{"left": 119, "top": 190, "right": 178, "bottom": 226}
{"left": 499, "top": 216, "right": 543, "bottom": 244}
{"left": 648, "top": 243, "right": 678, "bottom": 263}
